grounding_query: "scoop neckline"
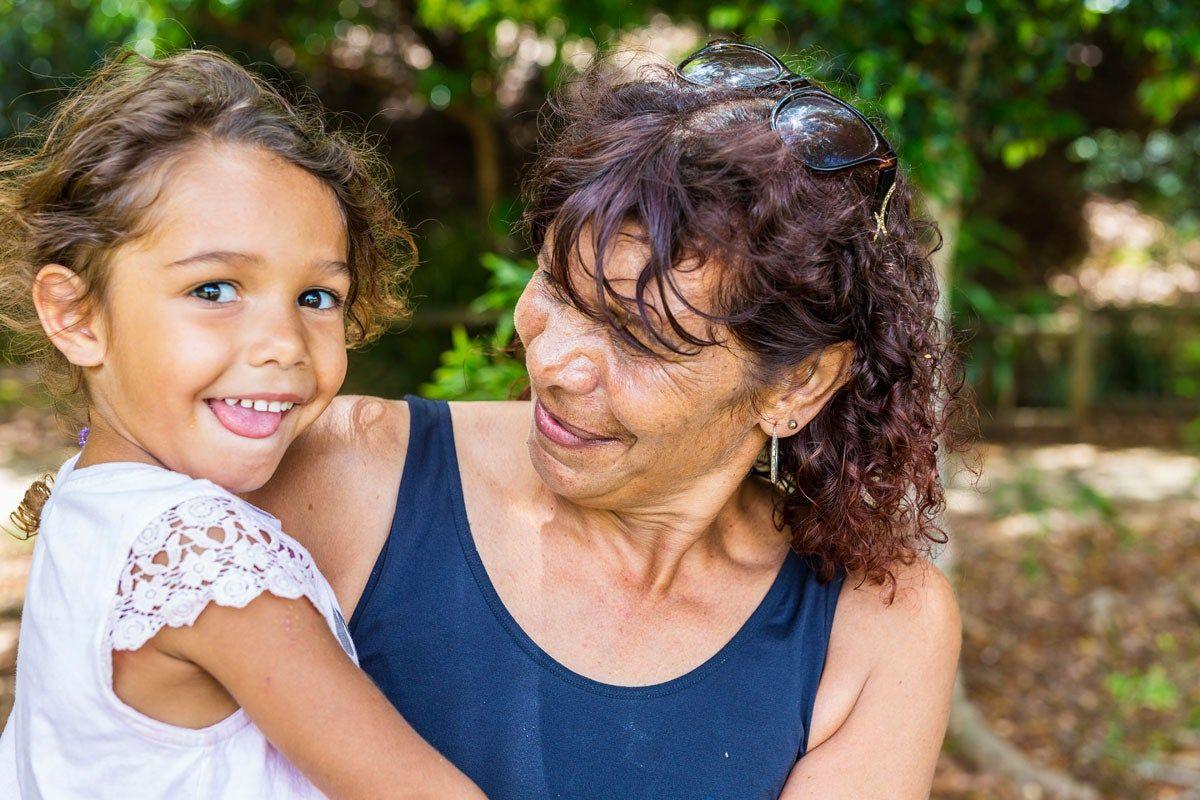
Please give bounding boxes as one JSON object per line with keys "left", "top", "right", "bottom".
{"left": 437, "top": 399, "right": 799, "bottom": 700}
{"left": 55, "top": 453, "right": 281, "bottom": 523}
{"left": 59, "top": 453, "right": 173, "bottom": 484}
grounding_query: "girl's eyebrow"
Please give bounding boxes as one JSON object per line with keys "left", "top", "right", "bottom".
{"left": 166, "top": 250, "right": 349, "bottom": 276}
{"left": 166, "top": 250, "right": 257, "bottom": 268}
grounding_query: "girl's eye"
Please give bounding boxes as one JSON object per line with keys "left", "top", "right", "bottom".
{"left": 298, "top": 288, "right": 341, "bottom": 310}
{"left": 191, "top": 281, "right": 238, "bottom": 304}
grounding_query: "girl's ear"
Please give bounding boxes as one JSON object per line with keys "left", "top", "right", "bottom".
{"left": 31, "top": 264, "right": 105, "bottom": 368}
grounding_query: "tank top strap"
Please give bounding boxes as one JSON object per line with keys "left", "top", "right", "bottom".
{"left": 399, "top": 394, "right": 457, "bottom": 491}
{"left": 348, "top": 394, "right": 459, "bottom": 633}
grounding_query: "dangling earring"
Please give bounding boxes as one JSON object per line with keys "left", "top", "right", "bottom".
{"left": 771, "top": 419, "right": 798, "bottom": 485}
{"left": 770, "top": 426, "right": 779, "bottom": 484}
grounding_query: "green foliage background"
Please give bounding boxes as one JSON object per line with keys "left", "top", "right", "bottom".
{"left": 1, "top": 0, "right": 1198, "bottom": 419}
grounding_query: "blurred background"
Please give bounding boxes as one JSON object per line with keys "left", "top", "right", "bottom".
{"left": 0, "top": 1, "right": 1197, "bottom": 797}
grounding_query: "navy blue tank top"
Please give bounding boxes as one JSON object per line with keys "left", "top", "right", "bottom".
{"left": 349, "top": 396, "right": 844, "bottom": 800}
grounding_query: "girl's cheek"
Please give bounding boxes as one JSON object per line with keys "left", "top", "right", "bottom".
{"left": 317, "top": 340, "right": 348, "bottom": 384}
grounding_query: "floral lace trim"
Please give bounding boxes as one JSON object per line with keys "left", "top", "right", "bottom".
{"left": 107, "top": 494, "right": 324, "bottom": 652}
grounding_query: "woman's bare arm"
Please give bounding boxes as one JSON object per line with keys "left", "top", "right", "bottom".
{"left": 779, "top": 559, "right": 961, "bottom": 799}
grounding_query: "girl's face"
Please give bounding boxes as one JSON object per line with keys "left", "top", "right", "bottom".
{"left": 80, "top": 142, "right": 351, "bottom": 492}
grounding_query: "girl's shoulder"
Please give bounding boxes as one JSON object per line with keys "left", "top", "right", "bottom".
{"left": 101, "top": 473, "right": 354, "bottom": 662}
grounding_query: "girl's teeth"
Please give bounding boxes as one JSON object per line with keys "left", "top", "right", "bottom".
{"left": 217, "top": 398, "right": 296, "bottom": 413}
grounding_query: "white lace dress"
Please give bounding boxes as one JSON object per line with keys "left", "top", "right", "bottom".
{"left": 0, "top": 453, "right": 357, "bottom": 799}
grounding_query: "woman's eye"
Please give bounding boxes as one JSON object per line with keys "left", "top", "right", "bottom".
{"left": 191, "top": 281, "right": 238, "bottom": 304}
{"left": 537, "top": 271, "right": 570, "bottom": 303}
{"left": 298, "top": 288, "right": 341, "bottom": 310}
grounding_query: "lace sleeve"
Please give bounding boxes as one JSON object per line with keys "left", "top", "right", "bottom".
{"left": 107, "top": 494, "right": 327, "bottom": 652}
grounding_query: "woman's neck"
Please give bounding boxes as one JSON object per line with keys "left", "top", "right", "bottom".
{"left": 543, "top": 467, "right": 784, "bottom": 597}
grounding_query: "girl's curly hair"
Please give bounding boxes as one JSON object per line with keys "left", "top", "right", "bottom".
{"left": 522, "top": 55, "right": 974, "bottom": 594}
{"left": 0, "top": 48, "right": 414, "bottom": 535}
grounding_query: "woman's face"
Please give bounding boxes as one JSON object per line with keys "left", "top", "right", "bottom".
{"left": 514, "top": 228, "right": 769, "bottom": 511}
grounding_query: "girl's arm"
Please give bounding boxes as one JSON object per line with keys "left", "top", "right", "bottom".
{"left": 108, "top": 492, "right": 485, "bottom": 800}
{"left": 154, "top": 592, "right": 485, "bottom": 800}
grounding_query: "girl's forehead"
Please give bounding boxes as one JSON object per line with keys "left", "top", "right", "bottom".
{"left": 129, "top": 142, "right": 347, "bottom": 261}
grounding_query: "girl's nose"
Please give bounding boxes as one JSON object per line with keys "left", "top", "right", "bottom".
{"left": 246, "top": 302, "right": 309, "bottom": 369}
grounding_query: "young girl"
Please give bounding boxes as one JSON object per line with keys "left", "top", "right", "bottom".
{"left": 0, "top": 49, "right": 485, "bottom": 799}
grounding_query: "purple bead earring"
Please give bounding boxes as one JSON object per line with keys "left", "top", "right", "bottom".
{"left": 77, "top": 427, "right": 89, "bottom": 448}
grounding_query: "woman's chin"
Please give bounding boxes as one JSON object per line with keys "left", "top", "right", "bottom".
{"left": 525, "top": 430, "right": 633, "bottom": 505}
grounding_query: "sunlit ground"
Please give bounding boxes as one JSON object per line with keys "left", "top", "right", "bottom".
{"left": 0, "top": 375, "right": 1196, "bottom": 799}
{"left": 936, "top": 443, "right": 1200, "bottom": 799}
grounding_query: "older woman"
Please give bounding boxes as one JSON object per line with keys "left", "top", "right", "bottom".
{"left": 250, "top": 42, "right": 963, "bottom": 800}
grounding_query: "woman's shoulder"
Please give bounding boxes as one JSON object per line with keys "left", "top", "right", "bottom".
{"left": 244, "top": 395, "right": 533, "bottom": 608}
{"left": 832, "top": 556, "right": 960, "bottom": 676}
{"left": 252, "top": 395, "right": 410, "bottom": 502}
{"left": 288, "top": 395, "right": 529, "bottom": 461}
{"left": 808, "top": 555, "right": 961, "bottom": 749}
{"left": 242, "top": 395, "right": 411, "bottom": 594}
{"left": 279, "top": 395, "right": 530, "bottom": 481}
{"left": 840, "top": 556, "right": 959, "bottom": 629}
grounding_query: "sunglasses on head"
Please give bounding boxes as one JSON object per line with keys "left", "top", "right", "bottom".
{"left": 676, "top": 41, "right": 898, "bottom": 240}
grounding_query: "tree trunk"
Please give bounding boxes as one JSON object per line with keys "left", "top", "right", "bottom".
{"left": 927, "top": 140, "right": 1101, "bottom": 800}
{"left": 446, "top": 103, "right": 502, "bottom": 247}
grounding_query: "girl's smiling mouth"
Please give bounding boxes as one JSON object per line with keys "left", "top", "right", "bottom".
{"left": 205, "top": 395, "right": 303, "bottom": 439}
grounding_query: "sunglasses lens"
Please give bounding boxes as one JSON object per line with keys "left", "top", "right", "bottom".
{"left": 679, "top": 47, "right": 783, "bottom": 88}
{"left": 775, "top": 95, "right": 878, "bottom": 169}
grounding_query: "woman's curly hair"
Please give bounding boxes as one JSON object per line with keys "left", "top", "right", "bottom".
{"left": 0, "top": 47, "right": 414, "bottom": 535}
{"left": 522, "top": 54, "right": 974, "bottom": 594}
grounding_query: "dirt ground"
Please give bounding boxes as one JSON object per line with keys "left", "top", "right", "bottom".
{"left": 0, "top": 397, "right": 1197, "bottom": 799}
{"left": 934, "top": 442, "right": 1200, "bottom": 799}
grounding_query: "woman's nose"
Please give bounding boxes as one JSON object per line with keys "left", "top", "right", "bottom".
{"left": 525, "top": 310, "right": 602, "bottom": 396}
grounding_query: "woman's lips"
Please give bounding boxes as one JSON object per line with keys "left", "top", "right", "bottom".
{"left": 534, "top": 400, "right": 614, "bottom": 448}
{"left": 205, "top": 399, "right": 288, "bottom": 439}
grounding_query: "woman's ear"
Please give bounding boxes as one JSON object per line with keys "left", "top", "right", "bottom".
{"left": 758, "top": 341, "right": 855, "bottom": 438}
{"left": 31, "top": 264, "right": 105, "bottom": 368}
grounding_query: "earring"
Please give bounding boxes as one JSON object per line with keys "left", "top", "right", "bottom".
{"left": 771, "top": 420, "right": 798, "bottom": 484}
{"left": 770, "top": 427, "right": 779, "bottom": 484}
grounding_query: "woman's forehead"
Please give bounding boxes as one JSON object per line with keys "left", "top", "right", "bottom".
{"left": 543, "top": 220, "right": 721, "bottom": 323}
